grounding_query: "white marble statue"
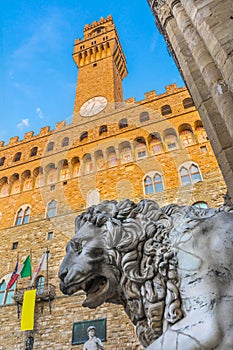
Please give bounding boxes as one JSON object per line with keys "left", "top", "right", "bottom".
{"left": 83, "top": 326, "right": 104, "bottom": 350}
{"left": 59, "top": 199, "right": 233, "bottom": 349}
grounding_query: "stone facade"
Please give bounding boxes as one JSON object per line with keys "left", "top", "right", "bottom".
{"left": 0, "top": 15, "right": 226, "bottom": 349}
{"left": 147, "top": 0, "right": 233, "bottom": 198}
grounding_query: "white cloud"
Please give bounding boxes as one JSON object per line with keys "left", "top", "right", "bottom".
{"left": 17, "top": 118, "right": 30, "bottom": 129}
{"left": 36, "top": 107, "right": 44, "bottom": 119}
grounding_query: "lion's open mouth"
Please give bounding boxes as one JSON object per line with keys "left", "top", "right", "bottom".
{"left": 81, "top": 275, "right": 108, "bottom": 308}
{"left": 82, "top": 275, "right": 107, "bottom": 295}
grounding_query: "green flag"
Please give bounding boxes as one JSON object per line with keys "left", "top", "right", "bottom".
{"left": 20, "top": 255, "right": 32, "bottom": 278}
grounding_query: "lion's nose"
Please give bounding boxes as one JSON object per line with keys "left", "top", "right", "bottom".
{"left": 58, "top": 267, "right": 68, "bottom": 282}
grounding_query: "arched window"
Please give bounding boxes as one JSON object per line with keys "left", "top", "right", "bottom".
{"left": 23, "top": 176, "right": 33, "bottom": 191}
{"left": 36, "top": 276, "right": 45, "bottom": 295}
{"left": 195, "top": 121, "right": 208, "bottom": 143}
{"left": 190, "top": 164, "right": 202, "bottom": 183}
{"left": 179, "top": 163, "right": 202, "bottom": 186}
{"left": 0, "top": 157, "right": 6, "bottom": 166}
{"left": 134, "top": 137, "right": 147, "bottom": 159}
{"left": 180, "top": 129, "right": 194, "bottom": 147}
{"left": 153, "top": 173, "right": 164, "bottom": 192}
{"left": 30, "top": 147, "right": 38, "bottom": 157}
{"left": 119, "top": 118, "right": 128, "bottom": 129}
{"left": 15, "top": 206, "right": 31, "bottom": 225}
{"left": 80, "top": 131, "right": 88, "bottom": 142}
{"left": 149, "top": 133, "right": 163, "bottom": 155}
{"left": 71, "top": 157, "right": 80, "bottom": 177}
{"left": 180, "top": 167, "right": 191, "bottom": 186}
{"left": 0, "top": 177, "right": 9, "bottom": 197}
{"left": 140, "top": 112, "right": 150, "bottom": 123}
{"left": 183, "top": 98, "right": 194, "bottom": 109}
{"left": 161, "top": 104, "right": 172, "bottom": 116}
{"left": 107, "top": 146, "right": 117, "bottom": 167}
{"left": 11, "top": 174, "right": 20, "bottom": 194}
{"left": 13, "top": 152, "right": 21, "bottom": 162}
{"left": 144, "top": 172, "right": 164, "bottom": 195}
{"left": 34, "top": 167, "right": 43, "bottom": 188}
{"left": 46, "top": 142, "right": 54, "bottom": 152}
{"left": 144, "top": 176, "right": 153, "bottom": 195}
{"left": 164, "top": 128, "right": 179, "bottom": 150}
{"left": 62, "top": 137, "right": 69, "bottom": 147}
{"left": 0, "top": 183, "right": 9, "bottom": 197}
{"left": 59, "top": 160, "right": 70, "bottom": 181}
{"left": 192, "top": 201, "right": 208, "bottom": 208}
{"left": 0, "top": 276, "right": 16, "bottom": 305}
{"left": 47, "top": 200, "right": 57, "bottom": 218}
{"left": 99, "top": 125, "right": 108, "bottom": 136}
{"left": 119, "top": 141, "right": 133, "bottom": 164}
{"left": 46, "top": 164, "right": 57, "bottom": 184}
{"left": 82, "top": 154, "right": 93, "bottom": 174}
{"left": 94, "top": 150, "right": 105, "bottom": 170}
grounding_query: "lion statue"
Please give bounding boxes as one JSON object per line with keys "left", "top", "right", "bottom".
{"left": 59, "top": 199, "right": 233, "bottom": 349}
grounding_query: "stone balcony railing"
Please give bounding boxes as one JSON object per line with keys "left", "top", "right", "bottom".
{"left": 13, "top": 284, "right": 56, "bottom": 304}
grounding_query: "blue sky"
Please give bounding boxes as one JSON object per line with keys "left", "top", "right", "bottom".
{"left": 1, "top": 0, "right": 183, "bottom": 144}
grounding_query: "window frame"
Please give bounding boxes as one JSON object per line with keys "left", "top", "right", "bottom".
{"left": 46, "top": 199, "right": 57, "bottom": 218}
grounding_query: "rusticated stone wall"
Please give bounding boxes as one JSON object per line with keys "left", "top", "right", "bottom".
{"left": 0, "top": 84, "right": 226, "bottom": 349}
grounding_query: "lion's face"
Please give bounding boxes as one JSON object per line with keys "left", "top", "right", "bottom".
{"left": 59, "top": 221, "right": 121, "bottom": 308}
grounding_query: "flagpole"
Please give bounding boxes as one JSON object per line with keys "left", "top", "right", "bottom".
{"left": 46, "top": 246, "right": 49, "bottom": 288}
{"left": 15, "top": 253, "right": 19, "bottom": 293}
{"left": 30, "top": 249, "right": 32, "bottom": 287}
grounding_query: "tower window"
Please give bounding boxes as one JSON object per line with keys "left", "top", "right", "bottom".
{"left": 80, "top": 131, "right": 88, "bottom": 141}
{"left": 103, "top": 36, "right": 108, "bottom": 41}
{"left": 30, "top": 147, "right": 38, "bottom": 157}
{"left": 46, "top": 142, "right": 54, "bottom": 152}
{"left": 80, "top": 45, "right": 85, "bottom": 50}
{"left": 13, "top": 152, "right": 22, "bottom": 162}
{"left": 93, "top": 63, "right": 97, "bottom": 67}
{"left": 183, "top": 98, "right": 194, "bottom": 109}
{"left": 119, "top": 118, "right": 128, "bottom": 129}
{"left": 0, "top": 157, "right": 6, "bottom": 166}
{"left": 140, "top": 112, "right": 150, "bottom": 123}
{"left": 99, "top": 125, "right": 108, "bottom": 135}
{"left": 91, "top": 41, "right": 96, "bottom": 45}
{"left": 161, "top": 105, "right": 172, "bottom": 116}
{"left": 62, "top": 137, "right": 69, "bottom": 147}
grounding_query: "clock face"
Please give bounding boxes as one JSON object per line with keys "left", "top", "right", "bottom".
{"left": 80, "top": 96, "right": 108, "bottom": 117}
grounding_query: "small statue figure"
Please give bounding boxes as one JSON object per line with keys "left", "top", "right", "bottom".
{"left": 83, "top": 326, "right": 104, "bottom": 350}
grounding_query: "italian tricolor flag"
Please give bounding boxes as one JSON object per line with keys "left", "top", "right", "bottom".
{"left": 7, "top": 255, "right": 32, "bottom": 290}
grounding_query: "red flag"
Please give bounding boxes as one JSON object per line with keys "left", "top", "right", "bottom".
{"left": 6, "top": 255, "right": 31, "bottom": 290}
{"left": 6, "top": 261, "right": 19, "bottom": 290}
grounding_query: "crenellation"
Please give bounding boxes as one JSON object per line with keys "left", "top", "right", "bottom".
{"left": 125, "top": 97, "right": 136, "bottom": 104}
{"left": 39, "top": 126, "right": 51, "bottom": 135}
{"left": 24, "top": 131, "right": 34, "bottom": 140}
{"left": 165, "top": 83, "right": 178, "bottom": 93}
{"left": 55, "top": 121, "right": 66, "bottom": 130}
{"left": 144, "top": 90, "right": 157, "bottom": 100}
{"left": 9, "top": 136, "right": 19, "bottom": 145}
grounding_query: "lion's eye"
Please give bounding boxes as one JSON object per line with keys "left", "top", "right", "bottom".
{"left": 71, "top": 240, "right": 82, "bottom": 254}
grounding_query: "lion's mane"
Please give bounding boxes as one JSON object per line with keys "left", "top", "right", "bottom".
{"left": 75, "top": 199, "right": 220, "bottom": 347}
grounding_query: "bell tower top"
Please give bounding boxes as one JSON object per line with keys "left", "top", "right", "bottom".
{"left": 72, "top": 15, "right": 128, "bottom": 123}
